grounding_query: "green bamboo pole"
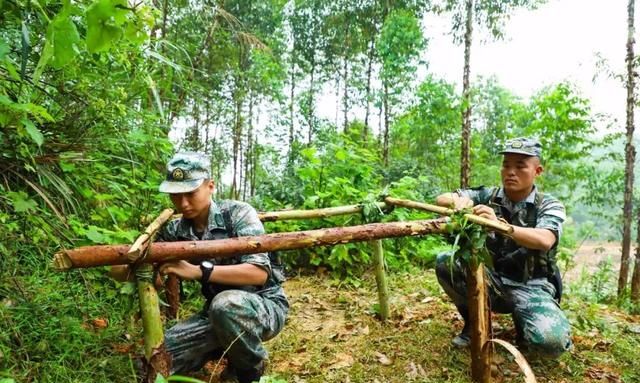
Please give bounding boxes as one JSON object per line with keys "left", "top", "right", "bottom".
{"left": 258, "top": 202, "right": 388, "bottom": 221}
{"left": 371, "top": 239, "right": 390, "bottom": 321}
{"left": 136, "top": 264, "right": 171, "bottom": 381}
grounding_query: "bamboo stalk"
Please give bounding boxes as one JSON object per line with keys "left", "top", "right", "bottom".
{"left": 258, "top": 202, "right": 387, "bottom": 222}
{"left": 128, "top": 209, "right": 180, "bottom": 319}
{"left": 136, "top": 264, "right": 171, "bottom": 381}
{"left": 371, "top": 240, "right": 390, "bottom": 321}
{"left": 53, "top": 218, "right": 448, "bottom": 270}
{"left": 383, "top": 196, "right": 513, "bottom": 235}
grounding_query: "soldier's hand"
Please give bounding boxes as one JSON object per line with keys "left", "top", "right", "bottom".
{"left": 159, "top": 260, "right": 200, "bottom": 280}
{"left": 451, "top": 194, "right": 473, "bottom": 211}
{"left": 472, "top": 204, "right": 497, "bottom": 222}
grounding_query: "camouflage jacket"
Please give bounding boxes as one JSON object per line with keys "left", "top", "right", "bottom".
{"left": 157, "top": 199, "right": 288, "bottom": 306}
{"left": 458, "top": 185, "right": 566, "bottom": 283}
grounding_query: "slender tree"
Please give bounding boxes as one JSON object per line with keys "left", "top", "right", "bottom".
{"left": 625, "top": 0, "right": 638, "bottom": 298}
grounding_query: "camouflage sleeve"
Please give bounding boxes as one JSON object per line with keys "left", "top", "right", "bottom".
{"left": 231, "top": 202, "right": 272, "bottom": 275}
{"left": 536, "top": 195, "right": 566, "bottom": 244}
{"left": 457, "top": 186, "right": 495, "bottom": 206}
{"left": 155, "top": 219, "right": 180, "bottom": 242}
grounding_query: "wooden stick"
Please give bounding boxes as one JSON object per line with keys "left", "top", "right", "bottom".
{"left": 53, "top": 218, "right": 449, "bottom": 270}
{"left": 127, "top": 208, "right": 174, "bottom": 262}
{"left": 257, "top": 202, "right": 388, "bottom": 222}
{"left": 371, "top": 240, "right": 390, "bottom": 321}
{"left": 383, "top": 196, "right": 513, "bottom": 235}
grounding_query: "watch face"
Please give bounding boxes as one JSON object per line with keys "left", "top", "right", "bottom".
{"left": 201, "top": 260, "right": 214, "bottom": 269}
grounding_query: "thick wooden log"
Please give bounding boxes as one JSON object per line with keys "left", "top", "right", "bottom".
{"left": 384, "top": 196, "right": 513, "bottom": 235}
{"left": 257, "top": 202, "right": 387, "bottom": 221}
{"left": 467, "top": 260, "right": 491, "bottom": 383}
{"left": 53, "top": 218, "right": 448, "bottom": 270}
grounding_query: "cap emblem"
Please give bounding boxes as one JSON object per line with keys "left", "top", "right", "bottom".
{"left": 510, "top": 141, "right": 523, "bottom": 149}
{"left": 172, "top": 168, "right": 185, "bottom": 181}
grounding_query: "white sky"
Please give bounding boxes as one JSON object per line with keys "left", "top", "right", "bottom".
{"left": 314, "top": 0, "right": 631, "bottom": 135}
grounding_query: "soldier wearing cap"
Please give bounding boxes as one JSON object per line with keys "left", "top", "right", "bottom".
{"left": 112, "top": 152, "right": 288, "bottom": 382}
{"left": 434, "top": 137, "right": 572, "bottom": 357}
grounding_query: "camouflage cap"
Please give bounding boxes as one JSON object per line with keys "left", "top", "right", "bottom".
{"left": 500, "top": 137, "right": 542, "bottom": 158}
{"left": 159, "top": 152, "right": 211, "bottom": 194}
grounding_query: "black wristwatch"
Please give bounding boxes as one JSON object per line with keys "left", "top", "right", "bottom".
{"left": 200, "top": 261, "right": 213, "bottom": 296}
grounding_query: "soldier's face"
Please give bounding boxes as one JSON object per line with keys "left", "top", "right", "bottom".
{"left": 501, "top": 154, "right": 542, "bottom": 194}
{"left": 169, "top": 180, "right": 214, "bottom": 219}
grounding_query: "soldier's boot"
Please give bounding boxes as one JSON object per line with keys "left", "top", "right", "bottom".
{"left": 235, "top": 360, "right": 266, "bottom": 383}
{"left": 451, "top": 305, "right": 471, "bottom": 348}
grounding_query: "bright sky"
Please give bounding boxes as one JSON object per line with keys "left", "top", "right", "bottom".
{"left": 427, "top": 0, "right": 629, "bottom": 133}
{"left": 314, "top": 0, "right": 630, "bottom": 135}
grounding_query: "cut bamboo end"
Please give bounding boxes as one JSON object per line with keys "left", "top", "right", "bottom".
{"left": 127, "top": 208, "right": 175, "bottom": 263}
{"left": 52, "top": 252, "right": 73, "bottom": 271}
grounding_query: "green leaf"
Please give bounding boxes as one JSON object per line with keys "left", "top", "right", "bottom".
{"left": 4, "top": 60, "right": 20, "bottom": 81}
{"left": 49, "top": 13, "right": 81, "bottom": 68}
{"left": 86, "top": 226, "right": 107, "bottom": 243}
{"left": 166, "top": 375, "right": 207, "bottom": 382}
{"left": 154, "top": 374, "right": 167, "bottom": 383}
{"left": 0, "top": 39, "right": 9, "bottom": 60}
{"left": 8, "top": 191, "right": 38, "bottom": 213}
{"left": 85, "top": 0, "right": 127, "bottom": 53}
{"left": 21, "top": 118, "right": 44, "bottom": 146}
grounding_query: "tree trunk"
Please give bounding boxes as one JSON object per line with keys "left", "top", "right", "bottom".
{"left": 308, "top": 57, "right": 316, "bottom": 145}
{"left": 231, "top": 91, "right": 242, "bottom": 200}
{"left": 54, "top": 218, "right": 449, "bottom": 270}
{"left": 363, "top": 37, "right": 376, "bottom": 141}
{"left": 460, "top": 0, "right": 473, "bottom": 189}
{"left": 289, "top": 60, "right": 296, "bottom": 147}
{"left": 382, "top": 80, "right": 390, "bottom": 166}
{"left": 243, "top": 91, "right": 254, "bottom": 201}
{"left": 343, "top": 55, "right": 349, "bottom": 133}
{"left": 467, "top": 259, "right": 491, "bottom": 383}
{"left": 626, "top": 0, "right": 640, "bottom": 299}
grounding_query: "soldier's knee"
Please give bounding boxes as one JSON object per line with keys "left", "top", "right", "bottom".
{"left": 209, "top": 290, "right": 246, "bottom": 320}
{"left": 521, "top": 324, "right": 572, "bottom": 358}
{"left": 435, "top": 252, "right": 454, "bottom": 281}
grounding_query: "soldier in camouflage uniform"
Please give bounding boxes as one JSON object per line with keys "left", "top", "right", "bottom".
{"left": 112, "top": 152, "right": 288, "bottom": 383}
{"left": 434, "top": 138, "right": 572, "bottom": 357}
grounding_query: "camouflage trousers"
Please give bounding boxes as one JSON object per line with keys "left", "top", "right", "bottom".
{"left": 165, "top": 289, "right": 288, "bottom": 374}
{"left": 435, "top": 253, "right": 572, "bottom": 357}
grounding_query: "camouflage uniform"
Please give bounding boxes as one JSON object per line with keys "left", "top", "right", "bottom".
{"left": 436, "top": 185, "right": 572, "bottom": 357}
{"left": 156, "top": 152, "right": 288, "bottom": 376}
{"left": 158, "top": 200, "right": 289, "bottom": 374}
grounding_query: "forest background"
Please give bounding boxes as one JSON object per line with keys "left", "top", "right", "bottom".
{"left": 0, "top": 0, "right": 637, "bottom": 382}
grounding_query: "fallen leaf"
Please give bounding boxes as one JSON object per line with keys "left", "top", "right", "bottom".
{"left": 374, "top": 351, "right": 392, "bottom": 366}
{"left": 405, "top": 361, "right": 426, "bottom": 379}
{"left": 327, "top": 352, "right": 353, "bottom": 370}
{"left": 421, "top": 297, "right": 435, "bottom": 303}
{"left": 91, "top": 318, "right": 108, "bottom": 329}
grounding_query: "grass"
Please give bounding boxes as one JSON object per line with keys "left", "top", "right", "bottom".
{"left": 1, "top": 266, "right": 639, "bottom": 382}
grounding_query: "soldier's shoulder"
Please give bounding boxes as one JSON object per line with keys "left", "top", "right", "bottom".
{"left": 539, "top": 192, "right": 564, "bottom": 207}
{"left": 217, "top": 199, "right": 255, "bottom": 211}
{"left": 159, "top": 216, "right": 185, "bottom": 239}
